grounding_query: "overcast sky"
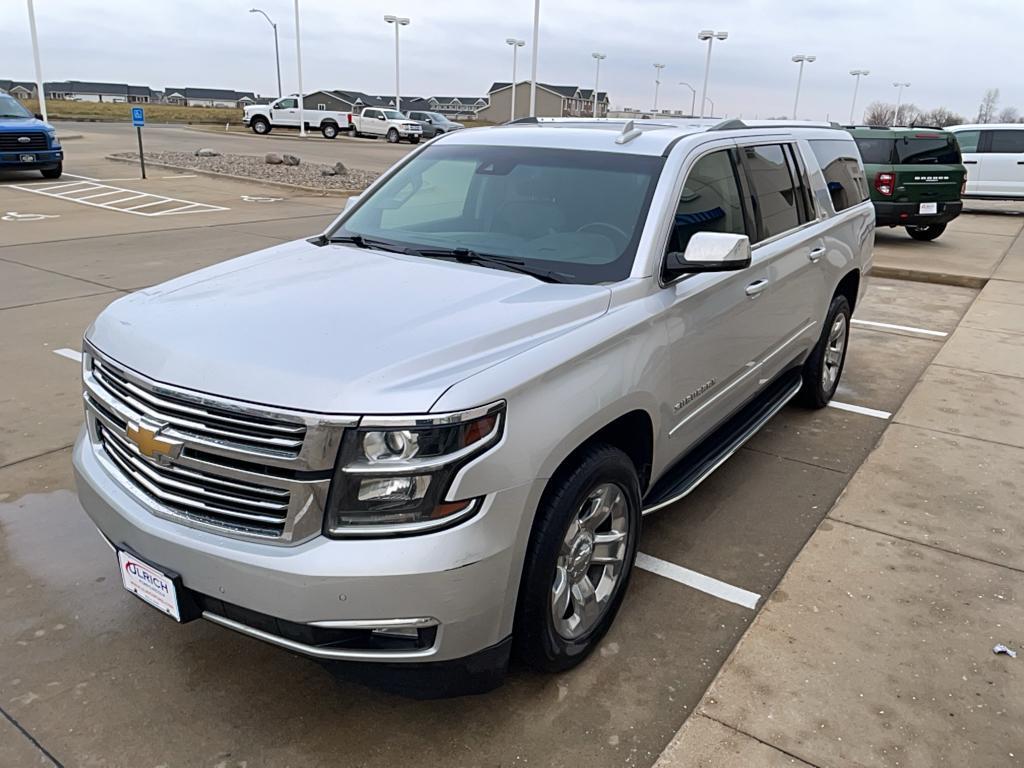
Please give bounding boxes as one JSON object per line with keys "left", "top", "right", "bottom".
{"left": 4, "top": 0, "right": 1022, "bottom": 120}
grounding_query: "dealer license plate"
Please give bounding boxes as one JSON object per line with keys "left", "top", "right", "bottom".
{"left": 117, "top": 549, "right": 182, "bottom": 621}
{"left": 19, "top": 154, "right": 35, "bottom": 163}
{"left": 919, "top": 202, "right": 938, "bottom": 214}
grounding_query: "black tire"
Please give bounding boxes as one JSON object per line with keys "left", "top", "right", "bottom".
{"left": 386, "top": 128, "right": 399, "bottom": 144}
{"left": 906, "top": 223, "right": 946, "bottom": 241}
{"left": 251, "top": 117, "right": 271, "bottom": 135}
{"left": 798, "top": 294, "right": 851, "bottom": 409}
{"left": 40, "top": 162, "right": 62, "bottom": 179}
{"left": 409, "top": 136, "right": 421, "bottom": 144}
{"left": 321, "top": 122, "right": 338, "bottom": 139}
{"left": 514, "top": 443, "right": 641, "bottom": 673}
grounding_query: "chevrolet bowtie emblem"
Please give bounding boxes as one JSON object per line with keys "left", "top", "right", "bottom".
{"left": 126, "top": 420, "right": 180, "bottom": 460}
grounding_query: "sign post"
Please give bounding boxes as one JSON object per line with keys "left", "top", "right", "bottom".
{"left": 131, "top": 106, "right": 146, "bottom": 179}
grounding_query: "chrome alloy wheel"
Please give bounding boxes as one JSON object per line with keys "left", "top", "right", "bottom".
{"left": 551, "top": 483, "right": 630, "bottom": 640}
{"left": 822, "top": 313, "right": 848, "bottom": 391}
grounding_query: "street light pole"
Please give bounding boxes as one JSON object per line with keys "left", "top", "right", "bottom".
{"left": 25, "top": 0, "right": 47, "bottom": 122}
{"left": 893, "top": 81, "right": 910, "bottom": 126}
{"left": 249, "top": 8, "right": 282, "bottom": 98}
{"left": 505, "top": 38, "right": 525, "bottom": 121}
{"left": 791, "top": 54, "right": 815, "bottom": 120}
{"left": 704, "top": 96, "right": 715, "bottom": 117}
{"left": 679, "top": 81, "right": 696, "bottom": 117}
{"left": 293, "top": 0, "right": 305, "bottom": 136}
{"left": 529, "top": 0, "right": 540, "bottom": 116}
{"left": 653, "top": 63, "right": 665, "bottom": 112}
{"left": 848, "top": 69, "right": 869, "bottom": 124}
{"left": 384, "top": 15, "right": 410, "bottom": 113}
{"left": 697, "top": 30, "right": 728, "bottom": 118}
{"left": 592, "top": 52, "right": 606, "bottom": 117}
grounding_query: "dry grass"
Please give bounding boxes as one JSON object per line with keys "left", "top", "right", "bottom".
{"left": 24, "top": 99, "right": 242, "bottom": 125}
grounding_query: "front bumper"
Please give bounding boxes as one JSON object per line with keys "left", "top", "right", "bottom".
{"left": 73, "top": 426, "right": 531, "bottom": 666}
{"left": 873, "top": 200, "right": 962, "bottom": 227}
{"left": 0, "top": 148, "right": 62, "bottom": 170}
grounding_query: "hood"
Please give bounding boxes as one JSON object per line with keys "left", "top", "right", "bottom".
{"left": 87, "top": 239, "right": 610, "bottom": 414}
{"left": 0, "top": 116, "right": 51, "bottom": 132}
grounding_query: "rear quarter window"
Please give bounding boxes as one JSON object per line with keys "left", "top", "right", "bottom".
{"left": 988, "top": 130, "right": 1024, "bottom": 154}
{"left": 810, "top": 139, "right": 870, "bottom": 212}
{"left": 853, "top": 137, "right": 895, "bottom": 165}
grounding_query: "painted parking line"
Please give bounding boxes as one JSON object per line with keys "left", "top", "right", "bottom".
{"left": 53, "top": 348, "right": 83, "bottom": 362}
{"left": 636, "top": 552, "right": 761, "bottom": 610}
{"left": 828, "top": 401, "right": 892, "bottom": 420}
{"left": 9, "top": 173, "right": 229, "bottom": 217}
{"left": 851, "top": 318, "right": 948, "bottom": 338}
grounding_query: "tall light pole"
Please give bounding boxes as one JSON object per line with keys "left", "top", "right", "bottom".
{"left": 679, "top": 81, "right": 696, "bottom": 117}
{"left": 293, "top": 0, "right": 306, "bottom": 136}
{"left": 652, "top": 63, "right": 665, "bottom": 112}
{"left": 791, "top": 54, "right": 815, "bottom": 120}
{"left": 529, "top": 0, "right": 540, "bottom": 116}
{"left": 848, "top": 69, "right": 869, "bottom": 124}
{"left": 893, "top": 81, "right": 910, "bottom": 126}
{"left": 249, "top": 8, "right": 282, "bottom": 99}
{"left": 704, "top": 96, "right": 715, "bottom": 117}
{"left": 591, "top": 52, "right": 606, "bottom": 117}
{"left": 505, "top": 38, "right": 525, "bottom": 121}
{"left": 384, "top": 15, "right": 411, "bottom": 113}
{"left": 26, "top": 0, "right": 47, "bottom": 122}
{"left": 697, "top": 30, "right": 728, "bottom": 118}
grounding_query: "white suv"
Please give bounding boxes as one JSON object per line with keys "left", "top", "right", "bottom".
{"left": 949, "top": 124, "right": 1024, "bottom": 199}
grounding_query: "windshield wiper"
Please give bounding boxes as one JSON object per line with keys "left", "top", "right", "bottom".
{"left": 326, "top": 234, "right": 410, "bottom": 253}
{"left": 411, "top": 247, "right": 570, "bottom": 283}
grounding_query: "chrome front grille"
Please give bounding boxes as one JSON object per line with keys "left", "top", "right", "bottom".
{"left": 82, "top": 342, "right": 357, "bottom": 544}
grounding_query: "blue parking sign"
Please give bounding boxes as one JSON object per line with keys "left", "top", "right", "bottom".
{"left": 131, "top": 107, "right": 145, "bottom": 127}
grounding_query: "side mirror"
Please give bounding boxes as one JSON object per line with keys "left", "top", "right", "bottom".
{"left": 425, "top": 117, "right": 433, "bottom": 124}
{"left": 666, "top": 232, "right": 751, "bottom": 273}
{"left": 34, "top": 113, "right": 44, "bottom": 121}
{"left": 343, "top": 195, "right": 361, "bottom": 213}
{"left": 377, "top": 114, "right": 386, "bottom": 121}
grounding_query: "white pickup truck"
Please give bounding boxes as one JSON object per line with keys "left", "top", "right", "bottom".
{"left": 242, "top": 97, "right": 352, "bottom": 139}
{"left": 350, "top": 107, "right": 423, "bottom": 144}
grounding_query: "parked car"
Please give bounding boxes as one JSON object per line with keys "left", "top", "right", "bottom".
{"left": 243, "top": 97, "right": 352, "bottom": 139}
{"left": 845, "top": 126, "right": 965, "bottom": 241}
{"left": 73, "top": 118, "right": 871, "bottom": 695}
{"left": 351, "top": 107, "right": 422, "bottom": 143}
{"left": 406, "top": 110, "right": 464, "bottom": 138}
{"left": 948, "top": 124, "right": 1024, "bottom": 200}
{"left": 0, "top": 92, "right": 63, "bottom": 178}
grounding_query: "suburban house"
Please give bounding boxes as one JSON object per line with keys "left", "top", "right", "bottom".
{"left": 303, "top": 90, "right": 484, "bottom": 118}
{"left": 0, "top": 80, "right": 36, "bottom": 99}
{"left": 427, "top": 96, "right": 488, "bottom": 118}
{"left": 163, "top": 88, "right": 256, "bottom": 108}
{"left": 476, "top": 82, "right": 609, "bottom": 122}
{"left": 43, "top": 81, "right": 154, "bottom": 103}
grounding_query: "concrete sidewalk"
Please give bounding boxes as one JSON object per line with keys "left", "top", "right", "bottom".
{"left": 656, "top": 223, "right": 1024, "bottom": 767}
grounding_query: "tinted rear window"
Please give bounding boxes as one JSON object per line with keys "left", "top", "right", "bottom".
{"left": 809, "top": 139, "right": 870, "bottom": 212}
{"left": 896, "top": 135, "right": 960, "bottom": 165}
{"left": 854, "top": 138, "right": 895, "bottom": 165}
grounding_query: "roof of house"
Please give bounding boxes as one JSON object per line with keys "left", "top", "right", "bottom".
{"left": 0, "top": 80, "right": 35, "bottom": 93}
{"left": 43, "top": 80, "right": 153, "bottom": 97}
{"left": 578, "top": 89, "right": 609, "bottom": 102}
{"left": 165, "top": 87, "right": 255, "bottom": 100}
{"left": 487, "top": 82, "right": 587, "bottom": 99}
{"left": 430, "top": 96, "right": 488, "bottom": 105}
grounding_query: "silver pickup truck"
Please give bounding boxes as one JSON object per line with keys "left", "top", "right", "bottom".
{"left": 73, "top": 118, "right": 873, "bottom": 696}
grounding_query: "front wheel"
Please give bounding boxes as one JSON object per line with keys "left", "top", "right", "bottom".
{"left": 514, "top": 443, "right": 640, "bottom": 672}
{"left": 386, "top": 128, "right": 399, "bottom": 143}
{"left": 40, "top": 162, "right": 63, "bottom": 179}
{"left": 798, "top": 294, "right": 851, "bottom": 409}
{"left": 251, "top": 117, "right": 271, "bottom": 135}
{"left": 906, "top": 223, "right": 946, "bottom": 241}
{"left": 321, "top": 122, "right": 338, "bottom": 139}
{"left": 409, "top": 136, "right": 420, "bottom": 144}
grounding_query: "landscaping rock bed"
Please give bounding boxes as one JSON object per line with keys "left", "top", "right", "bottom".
{"left": 109, "top": 151, "right": 380, "bottom": 191}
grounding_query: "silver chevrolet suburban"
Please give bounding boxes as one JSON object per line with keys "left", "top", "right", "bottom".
{"left": 73, "top": 118, "right": 873, "bottom": 695}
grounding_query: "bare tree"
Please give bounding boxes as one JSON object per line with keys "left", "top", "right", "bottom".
{"left": 918, "top": 106, "right": 966, "bottom": 127}
{"left": 977, "top": 89, "right": 1000, "bottom": 123}
{"left": 997, "top": 106, "right": 1020, "bottom": 123}
{"left": 863, "top": 101, "right": 894, "bottom": 126}
{"left": 896, "top": 103, "right": 922, "bottom": 127}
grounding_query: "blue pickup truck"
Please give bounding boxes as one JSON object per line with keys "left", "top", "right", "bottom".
{"left": 0, "top": 92, "right": 63, "bottom": 179}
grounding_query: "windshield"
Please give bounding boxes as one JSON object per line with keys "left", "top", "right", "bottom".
{"left": 332, "top": 144, "right": 665, "bottom": 284}
{"left": 854, "top": 134, "right": 961, "bottom": 165}
{"left": 0, "top": 94, "right": 33, "bottom": 119}
{"left": 382, "top": 110, "right": 405, "bottom": 120}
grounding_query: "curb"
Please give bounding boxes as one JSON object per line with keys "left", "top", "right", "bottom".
{"left": 868, "top": 265, "right": 988, "bottom": 290}
{"left": 182, "top": 125, "right": 347, "bottom": 143}
{"left": 103, "top": 154, "right": 361, "bottom": 197}
{"left": 57, "top": 134, "right": 84, "bottom": 141}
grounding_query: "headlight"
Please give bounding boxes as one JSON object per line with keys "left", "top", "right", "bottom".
{"left": 323, "top": 401, "right": 505, "bottom": 537}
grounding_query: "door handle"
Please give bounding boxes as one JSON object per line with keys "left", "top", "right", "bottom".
{"left": 808, "top": 247, "right": 826, "bottom": 263}
{"left": 745, "top": 279, "right": 769, "bottom": 298}
{"left": 964, "top": 160, "right": 978, "bottom": 165}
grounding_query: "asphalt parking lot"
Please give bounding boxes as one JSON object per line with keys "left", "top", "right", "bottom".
{"left": 0, "top": 127, "right": 1015, "bottom": 767}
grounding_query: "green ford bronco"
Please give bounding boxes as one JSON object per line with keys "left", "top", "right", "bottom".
{"left": 845, "top": 126, "right": 966, "bottom": 241}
